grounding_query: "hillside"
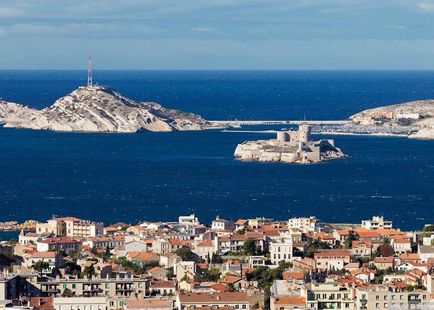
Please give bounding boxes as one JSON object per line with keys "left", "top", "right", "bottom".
{"left": 349, "top": 100, "right": 434, "bottom": 139}
{"left": 0, "top": 86, "right": 211, "bottom": 133}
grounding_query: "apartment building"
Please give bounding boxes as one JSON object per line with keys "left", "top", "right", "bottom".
{"left": 314, "top": 251, "right": 351, "bottom": 271}
{"left": 305, "top": 280, "right": 355, "bottom": 310}
{"left": 361, "top": 216, "right": 392, "bottom": 230}
{"left": 287, "top": 217, "right": 317, "bottom": 234}
{"left": 38, "top": 275, "right": 150, "bottom": 299}
{"left": 176, "top": 292, "right": 250, "bottom": 310}
{"left": 355, "top": 285, "right": 432, "bottom": 310}
{"left": 270, "top": 233, "right": 293, "bottom": 265}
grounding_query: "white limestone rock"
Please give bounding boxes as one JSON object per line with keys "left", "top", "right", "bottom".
{"left": 350, "top": 100, "right": 434, "bottom": 139}
{"left": 0, "top": 86, "right": 210, "bottom": 133}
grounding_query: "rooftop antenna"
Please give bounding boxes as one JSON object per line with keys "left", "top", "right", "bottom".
{"left": 87, "top": 52, "right": 93, "bottom": 87}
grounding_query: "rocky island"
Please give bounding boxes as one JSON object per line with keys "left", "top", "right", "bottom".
{"left": 0, "top": 85, "right": 215, "bottom": 133}
{"left": 234, "top": 124, "right": 345, "bottom": 164}
{"left": 349, "top": 99, "right": 434, "bottom": 139}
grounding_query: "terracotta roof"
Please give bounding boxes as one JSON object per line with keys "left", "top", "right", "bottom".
{"left": 211, "top": 283, "right": 228, "bottom": 292}
{"left": 128, "top": 251, "right": 159, "bottom": 261}
{"left": 222, "top": 275, "right": 241, "bottom": 284}
{"left": 352, "top": 240, "right": 371, "bottom": 248}
{"left": 274, "top": 296, "right": 305, "bottom": 305}
{"left": 29, "top": 251, "right": 57, "bottom": 258}
{"left": 399, "top": 253, "right": 420, "bottom": 261}
{"left": 151, "top": 279, "right": 176, "bottom": 288}
{"left": 197, "top": 263, "right": 209, "bottom": 270}
{"left": 374, "top": 256, "right": 394, "bottom": 263}
{"left": 314, "top": 251, "right": 350, "bottom": 258}
{"left": 126, "top": 299, "right": 172, "bottom": 309}
{"left": 197, "top": 241, "right": 213, "bottom": 247}
{"left": 282, "top": 271, "right": 304, "bottom": 281}
{"left": 179, "top": 292, "right": 248, "bottom": 303}
{"left": 39, "top": 237, "right": 80, "bottom": 244}
{"left": 235, "top": 219, "right": 248, "bottom": 225}
{"left": 335, "top": 229, "right": 351, "bottom": 236}
{"left": 147, "top": 266, "right": 163, "bottom": 273}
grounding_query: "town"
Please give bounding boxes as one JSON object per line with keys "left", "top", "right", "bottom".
{"left": 0, "top": 215, "right": 433, "bottom": 310}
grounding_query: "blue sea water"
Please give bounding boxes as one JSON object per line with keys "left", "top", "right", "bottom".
{"left": 0, "top": 70, "right": 434, "bottom": 230}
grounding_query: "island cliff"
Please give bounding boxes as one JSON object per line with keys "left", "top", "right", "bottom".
{"left": 234, "top": 124, "right": 345, "bottom": 164}
{"left": 0, "top": 85, "right": 212, "bottom": 133}
{"left": 350, "top": 99, "right": 434, "bottom": 139}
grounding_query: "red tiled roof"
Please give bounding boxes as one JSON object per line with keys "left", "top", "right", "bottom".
{"left": 274, "top": 296, "right": 305, "bottom": 305}
{"left": 179, "top": 292, "right": 248, "bottom": 303}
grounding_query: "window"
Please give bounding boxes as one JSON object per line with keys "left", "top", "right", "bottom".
{"left": 376, "top": 303, "right": 380, "bottom": 309}
{"left": 72, "top": 284, "right": 76, "bottom": 289}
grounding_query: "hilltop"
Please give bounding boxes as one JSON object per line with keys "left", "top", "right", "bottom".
{"left": 0, "top": 86, "right": 212, "bottom": 133}
{"left": 350, "top": 99, "right": 434, "bottom": 139}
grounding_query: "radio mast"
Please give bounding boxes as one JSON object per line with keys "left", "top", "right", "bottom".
{"left": 87, "top": 53, "right": 93, "bottom": 87}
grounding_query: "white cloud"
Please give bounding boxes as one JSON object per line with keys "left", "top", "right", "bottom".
{"left": 418, "top": 2, "right": 434, "bottom": 11}
{"left": 191, "top": 27, "right": 216, "bottom": 33}
{"left": 0, "top": 6, "right": 24, "bottom": 17}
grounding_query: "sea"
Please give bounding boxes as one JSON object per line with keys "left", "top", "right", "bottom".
{"left": 0, "top": 70, "right": 433, "bottom": 231}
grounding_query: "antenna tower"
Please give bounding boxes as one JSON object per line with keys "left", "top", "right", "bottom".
{"left": 87, "top": 53, "right": 93, "bottom": 87}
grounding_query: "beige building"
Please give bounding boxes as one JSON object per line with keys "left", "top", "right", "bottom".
{"left": 314, "top": 251, "right": 351, "bottom": 271}
{"left": 305, "top": 280, "right": 354, "bottom": 310}
{"left": 355, "top": 284, "right": 432, "bottom": 310}
{"left": 287, "top": 217, "right": 317, "bottom": 234}
{"left": 36, "top": 217, "right": 103, "bottom": 238}
{"left": 38, "top": 275, "right": 150, "bottom": 299}
{"left": 176, "top": 292, "right": 249, "bottom": 310}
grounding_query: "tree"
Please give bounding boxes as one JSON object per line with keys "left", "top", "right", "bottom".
{"left": 166, "top": 267, "right": 175, "bottom": 278}
{"left": 82, "top": 265, "right": 96, "bottom": 278}
{"left": 103, "top": 246, "right": 111, "bottom": 262}
{"left": 198, "top": 268, "right": 221, "bottom": 282}
{"left": 344, "top": 232, "right": 358, "bottom": 249}
{"left": 64, "top": 261, "right": 81, "bottom": 276}
{"left": 306, "top": 240, "right": 331, "bottom": 257}
{"left": 243, "top": 239, "right": 256, "bottom": 256}
{"left": 62, "top": 288, "right": 74, "bottom": 297}
{"left": 33, "top": 260, "right": 49, "bottom": 276}
{"left": 375, "top": 239, "right": 394, "bottom": 258}
{"left": 176, "top": 247, "right": 194, "bottom": 261}
{"left": 211, "top": 254, "right": 223, "bottom": 264}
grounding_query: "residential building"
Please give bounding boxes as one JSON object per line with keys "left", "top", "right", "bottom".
{"left": 305, "top": 280, "right": 354, "bottom": 310}
{"left": 361, "top": 216, "right": 392, "bottom": 230}
{"left": 314, "top": 251, "right": 351, "bottom": 271}
{"left": 211, "top": 217, "right": 235, "bottom": 232}
{"left": 270, "top": 233, "right": 293, "bottom": 265}
{"left": 355, "top": 284, "right": 431, "bottom": 310}
{"left": 287, "top": 217, "right": 317, "bottom": 234}
{"left": 176, "top": 292, "right": 250, "bottom": 310}
{"left": 36, "top": 237, "right": 81, "bottom": 253}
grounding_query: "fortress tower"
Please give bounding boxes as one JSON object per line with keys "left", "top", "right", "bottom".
{"left": 298, "top": 123, "right": 310, "bottom": 142}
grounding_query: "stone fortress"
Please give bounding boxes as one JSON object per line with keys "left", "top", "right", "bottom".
{"left": 234, "top": 124, "right": 345, "bottom": 164}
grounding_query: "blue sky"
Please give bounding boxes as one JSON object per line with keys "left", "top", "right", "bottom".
{"left": 1, "top": 0, "right": 434, "bottom": 69}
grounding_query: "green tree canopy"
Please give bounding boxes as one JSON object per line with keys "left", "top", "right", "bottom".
{"left": 33, "top": 260, "right": 49, "bottom": 275}
{"left": 176, "top": 247, "right": 194, "bottom": 261}
{"left": 243, "top": 239, "right": 257, "bottom": 255}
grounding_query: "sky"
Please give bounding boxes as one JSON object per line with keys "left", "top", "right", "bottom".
{"left": 1, "top": 0, "right": 434, "bottom": 70}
